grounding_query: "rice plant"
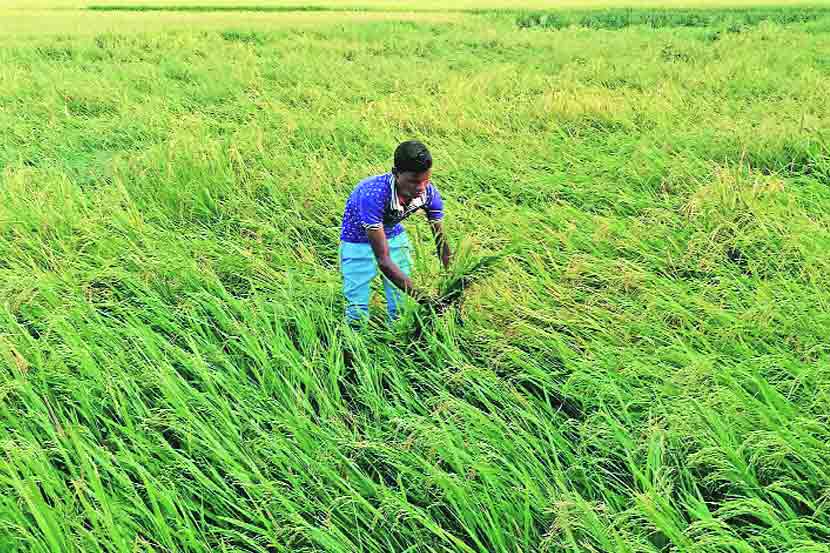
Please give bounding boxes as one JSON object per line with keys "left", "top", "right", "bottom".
{"left": 1, "top": 3, "right": 830, "bottom": 552}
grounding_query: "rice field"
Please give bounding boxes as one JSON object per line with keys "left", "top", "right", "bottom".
{"left": 1, "top": 2, "right": 830, "bottom": 552}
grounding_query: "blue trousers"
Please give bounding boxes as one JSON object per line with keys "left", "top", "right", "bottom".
{"left": 340, "top": 232, "right": 412, "bottom": 324}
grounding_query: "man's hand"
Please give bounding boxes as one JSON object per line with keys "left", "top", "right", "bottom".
{"left": 430, "top": 220, "right": 452, "bottom": 271}
{"left": 409, "top": 288, "right": 430, "bottom": 305}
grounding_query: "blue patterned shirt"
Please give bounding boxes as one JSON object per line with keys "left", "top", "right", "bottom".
{"left": 340, "top": 173, "right": 444, "bottom": 244}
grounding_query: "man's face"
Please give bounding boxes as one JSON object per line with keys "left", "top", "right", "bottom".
{"left": 395, "top": 169, "right": 431, "bottom": 201}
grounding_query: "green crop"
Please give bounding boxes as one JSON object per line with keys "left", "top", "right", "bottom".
{"left": 1, "top": 3, "right": 830, "bottom": 552}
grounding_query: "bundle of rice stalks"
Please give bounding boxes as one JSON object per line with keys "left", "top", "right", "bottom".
{"left": 407, "top": 239, "right": 520, "bottom": 339}
{"left": 435, "top": 244, "right": 507, "bottom": 310}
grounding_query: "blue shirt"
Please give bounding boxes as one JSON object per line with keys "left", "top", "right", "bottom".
{"left": 340, "top": 173, "right": 444, "bottom": 243}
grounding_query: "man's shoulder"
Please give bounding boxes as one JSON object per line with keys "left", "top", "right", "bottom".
{"left": 356, "top": 173, "right": 391, "bottom": 196}
{"left": 358, "top": 172, "right": 391, "bottom": 187}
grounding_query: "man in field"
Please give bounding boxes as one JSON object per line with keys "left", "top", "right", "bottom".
{"left": 339, "top": 140, "right": 451, "bottom": 325}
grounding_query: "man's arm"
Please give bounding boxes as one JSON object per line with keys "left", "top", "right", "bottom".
{"left": 424, "top": 184, "right": 450, "bottom": 270}
{"left": 366, "top": 228, "right": 423, "bottom": 301}
{"left": 430, "top": 220, "right": 451, "bottom": 270}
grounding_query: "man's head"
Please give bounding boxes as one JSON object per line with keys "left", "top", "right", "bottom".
{"left": 393, "top": 140, "right": 432, "bottom": 201}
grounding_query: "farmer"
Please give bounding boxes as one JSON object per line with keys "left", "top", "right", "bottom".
{"left": 339, "top": 140, "right": 451, "bottom": 325}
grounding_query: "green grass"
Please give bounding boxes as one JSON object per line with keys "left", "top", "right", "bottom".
{"left": 2, "top": 4, "right": 830, "bottom": 553}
